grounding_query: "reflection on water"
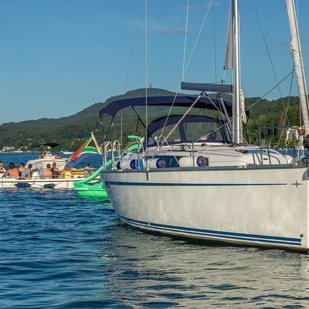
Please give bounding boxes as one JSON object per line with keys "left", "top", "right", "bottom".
{"left": 96, "top": 225, "right": 309, "bottom": 308}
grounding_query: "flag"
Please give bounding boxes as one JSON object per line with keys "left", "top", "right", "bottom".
{"left": 67, "top": 134, "right": 100, "bottom": 167}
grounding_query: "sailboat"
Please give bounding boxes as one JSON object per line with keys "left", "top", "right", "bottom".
{"left": 99, "top": 0, "right": 309, "bottom": 252}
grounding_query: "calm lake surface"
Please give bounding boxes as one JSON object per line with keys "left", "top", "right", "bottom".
{"left": 1, "top": 153, "right": 309, "bottom": 308}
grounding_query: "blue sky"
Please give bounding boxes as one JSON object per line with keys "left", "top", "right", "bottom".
{"left": 0, "top": 0, "right": 308, "bottom": 125}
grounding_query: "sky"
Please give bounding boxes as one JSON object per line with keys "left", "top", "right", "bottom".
{"left": 0, "top": 0, "right": 309, "bottom": 125}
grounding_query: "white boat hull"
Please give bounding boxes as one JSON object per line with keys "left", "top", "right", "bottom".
{"left": 100, "top": 165, "right": 309, "bottom": 251}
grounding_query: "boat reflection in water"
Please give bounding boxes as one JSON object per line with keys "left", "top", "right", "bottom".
{"left": 94, "top": 224, "right": 309, "bottom": 307}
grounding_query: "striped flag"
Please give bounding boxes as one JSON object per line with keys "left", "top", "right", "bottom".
{"left": 67, "top": 133, "right": 101, "bottom": 167}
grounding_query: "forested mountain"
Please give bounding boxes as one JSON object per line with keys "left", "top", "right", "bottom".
{"left": 0, "top": 88, "right": 302, "bottom": 151}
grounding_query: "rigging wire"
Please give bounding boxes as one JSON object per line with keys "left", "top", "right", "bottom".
{"left": 245, "top": 70, "right": 295, "bottom": 115}
{"left": 182, "top": 0, "right": 190, "bottom": 81}
{"left": 155, "top": 2, "right": 298, "bottom": 148}
{"left": 183, "top": 0, "right": 213, "bottom": 77}
{"left": 252, "top": 0, "right": 290, "bottom": 126}
{"left": 121, "top": 0, "right": 144, "bottom": 156}
{"left": 145, "top": 0, "right": 148, "bottom": 159}
{"left": 161, "top": 0, "right": 191, "bottom": 140}
{"left": 160, "top": 0, "right": 213, "bottom": 145}
{"left": 122, "top": 1, "right": 144, "bottom": 96}
{"left": 277, "top": 66, "right": 294, "bottom": 146}
{"left": 212, "top": 1, "right": 217, "bottom": 82}
{"left": 193, "top": 70, "right": 295, "bottom": 144}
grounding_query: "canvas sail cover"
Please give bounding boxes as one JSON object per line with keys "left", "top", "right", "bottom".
{"left": 286, "top": 0, "right": 309, "bottom": 134}
{"left": 224, "top": 1, "right": 233, "bottom": 70}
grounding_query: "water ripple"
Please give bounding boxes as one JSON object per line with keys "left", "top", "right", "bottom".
{"left": 1, "top": 184, "right": 309, "bottom": 308}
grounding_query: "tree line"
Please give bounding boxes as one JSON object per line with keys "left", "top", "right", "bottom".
{"left": 0, "top": 89, "right": 303, "bottom": 151}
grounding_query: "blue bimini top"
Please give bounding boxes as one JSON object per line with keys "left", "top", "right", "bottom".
{"left": 99, "top": 96, "right": 232, "bottom": 119}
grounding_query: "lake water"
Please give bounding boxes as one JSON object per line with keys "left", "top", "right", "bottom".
{"left": 1, "top": 153, "right": 309, "bottom": 308}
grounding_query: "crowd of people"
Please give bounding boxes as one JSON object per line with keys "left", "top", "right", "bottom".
{"left": 0, "top": 161, "right": 73, "bottom": 179}
{"left": 0, "top": 161, "right": 92, "bottom": 180}
{"left": 0, "top": 149, "right": 93, "bottom": 181}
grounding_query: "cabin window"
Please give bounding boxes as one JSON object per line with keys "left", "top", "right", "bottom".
{"left": 149, "top": 124, "right": 181, "bottom": 145}
{"left": 183, "top": 121, "right": 223, "bottom": 142}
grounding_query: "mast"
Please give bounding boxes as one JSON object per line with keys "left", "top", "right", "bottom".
{"left": 224, "top": 0, "right": 241, "bottom": 143}
{"left": 286, "top": 0, "right": 309, "bottom": 134}
{"left": 232, "top": 0, "right": 241, "bottom": 144}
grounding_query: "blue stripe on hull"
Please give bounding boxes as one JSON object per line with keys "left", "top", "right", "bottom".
{"left": 119, "top": 215, "right": 302, "bottom": 247}
{"left": 108, "top": 181, "right": 287, "bottom": 187}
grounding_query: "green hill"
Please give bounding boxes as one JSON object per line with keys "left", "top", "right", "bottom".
{"left": 0, "top": 87, "right": 302, "bottom": 151}
{"left": 1, "top": 88, "right": 184, "bottom": 130}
